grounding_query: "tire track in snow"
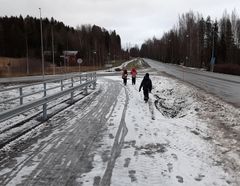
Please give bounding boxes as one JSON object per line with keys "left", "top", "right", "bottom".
{"left": 0, "top": 88, "right": 103, "bottom": 185}
{"left": 100, "top": 85, "right": 129, "bottom": 186}
{"left": 0, "top": 80, "right": 123, "bottom": 186}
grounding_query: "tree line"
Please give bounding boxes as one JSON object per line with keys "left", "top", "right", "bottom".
{"left": 0, "top": 15, "right": 126, "bottom": 67}
{"left": 130, "top": 10, "right": 240, "bottom": 74}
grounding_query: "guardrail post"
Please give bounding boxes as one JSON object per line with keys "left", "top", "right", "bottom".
{"left": 85, "top": 74, "right": 88, "bottom": 95}
{"left": 93, "top": 73, "right": 97, "bottom": 89}
{"left": 61, "top": 80, "right": 63, "bottom": 91}
{"left": 85, "top": 85, "right": 88, "bottom": 95}
{"left": 70, "top": 77, "right": 74, "bottom": 103}
{"left": 42, "top": 82, "right": 47, "bottom": 120}
{"left": 93, "top": 80, "right": 96, "bottom": 89}
{"left": 19, "top": 87, "right": 23, "bottom": 105}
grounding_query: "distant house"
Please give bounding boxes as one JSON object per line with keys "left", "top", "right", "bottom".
{"left": 61, "top": 51, "right": 79, "bottom": 66}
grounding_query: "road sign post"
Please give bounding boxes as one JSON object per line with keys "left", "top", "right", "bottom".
{"left": 210, "top": 57, "right": 215, "bottom": 72}
{"left": 77, "top": 58, "right": 83, "bottom": 73}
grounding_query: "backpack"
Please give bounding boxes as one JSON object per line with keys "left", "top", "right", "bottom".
{"left": 122, "top": 70, "right": 128, "bottom": 79}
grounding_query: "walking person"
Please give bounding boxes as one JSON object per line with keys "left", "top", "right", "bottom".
{"left": 122, "top": 68, "right": 128, "bottom": 85}
{"left": 139, "top": 73, "right": 152, "bottom": 102}
{"left": 130, "top": 67, "right": 137, "bottom": 85}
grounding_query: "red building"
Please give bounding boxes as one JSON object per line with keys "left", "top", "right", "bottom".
{"left": 61, "top": 51, "right": 79, "bottom": 66}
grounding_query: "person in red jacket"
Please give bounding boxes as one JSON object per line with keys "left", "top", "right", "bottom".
{"left": 130, "top": 67, "right": 137, "bottom": 85}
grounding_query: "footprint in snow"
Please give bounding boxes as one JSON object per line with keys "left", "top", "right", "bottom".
{"left": 176, "top": 176, "right": 184, "bottom": 183}
{"left": 171, "top": 153, "right": 178, "bottom": 160}
{"left": 167, "top": 163, "right": 173, "bottom": 172}
{"left": 124, "top": 158, "right": 131, "bottom": 167}
{"left": 93, "top": 176, "right": 101, "bottom": 186}
{"left": 109, "top": 133, "right": 114, "bottom": 139}
{"left": 194, "top": 174, "right": 205, "bottom": 181}
{"left": 128, "top": 170, "right": 137, "bottom": 182}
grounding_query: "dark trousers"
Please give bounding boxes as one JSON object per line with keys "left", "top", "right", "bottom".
{"left": 132, "top": 77, "right": 136, "bottom": 85}
{"left": 143, "top": 89, "right": 149, "bottom": 101}
{"left": 123, "top": 78, "right": 127, "bottom": 85}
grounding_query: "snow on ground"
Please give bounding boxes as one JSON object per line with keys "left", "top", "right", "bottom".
{"left": 0, "top": 70, "right": 239, "bottom": 185}
{"left": 0, "top": 77, "right": 94, "bottom": 153}
{"left": 80, "top": 73, "right": 240, "bottom": 186}
{"left": 0, "top": 85, "right": 101, "bottom": 185}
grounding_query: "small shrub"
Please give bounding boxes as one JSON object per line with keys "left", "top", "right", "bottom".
{"left": 115, "top": 68, "right": 122, "bottom": 71}
{"left": 214, "top": 64, "right": 240, "bottom": 76}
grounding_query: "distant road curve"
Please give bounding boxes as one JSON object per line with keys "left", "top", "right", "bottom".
{"left": 145, "top": 58, "right": 240, "bottom": 108}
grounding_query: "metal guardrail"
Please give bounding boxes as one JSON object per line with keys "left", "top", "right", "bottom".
{"left": 0, "top": 73, "right": 97, "bottom": 122}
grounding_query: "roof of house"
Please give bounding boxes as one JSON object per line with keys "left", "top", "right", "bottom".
{"left": 63, "top": 51, "right": 78, "bottom": 56}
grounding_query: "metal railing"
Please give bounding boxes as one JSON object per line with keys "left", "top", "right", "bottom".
{"left": 0, "top": 73, "right": 97, "bottom": 122}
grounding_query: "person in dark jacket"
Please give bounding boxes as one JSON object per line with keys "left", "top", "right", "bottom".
{"left": 139, "top": 73, "right": 152, "bottom": 102}
{"left": 122, "top": 68, "right": 128, "bottom": 85}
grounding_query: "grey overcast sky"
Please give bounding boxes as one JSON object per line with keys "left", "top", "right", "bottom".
{"left": 1, "top": 0, "right": 240, "bottom": 47}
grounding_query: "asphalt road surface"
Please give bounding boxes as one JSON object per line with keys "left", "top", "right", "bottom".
{"left": 145, "top": 58, "right": 240, "bottom": 108}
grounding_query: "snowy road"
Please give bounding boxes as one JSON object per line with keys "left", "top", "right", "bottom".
{"left": 0, "top": 72, "right": 240, "bottom": 186}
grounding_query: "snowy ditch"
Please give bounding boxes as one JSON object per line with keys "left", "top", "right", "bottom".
{"left": 154, "top": 91, "right": 188, "bottom": 118}
{"left": 152, "top": 76, "right": 196, "bottom": 119}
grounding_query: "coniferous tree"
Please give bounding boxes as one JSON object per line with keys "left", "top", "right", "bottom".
{"left": 0, "top": 15, "right": 123, "bottom": 67}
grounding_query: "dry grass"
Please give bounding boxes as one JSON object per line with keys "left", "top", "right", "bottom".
{"left": 0, "top": 57, "right": 104, "bottom": 77}
{"left": 126, "top": 58, "right": 150, "bottom": 70}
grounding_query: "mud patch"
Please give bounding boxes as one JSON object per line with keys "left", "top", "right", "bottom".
{"left": 191, "top": 130, "right": 200, "bottom": 135}
{"left": 124, "top": 158, "right": 131, "bottom": 167}
{"left": 135, "top": 143, "right": 167, "bottom": 156}
{"left": 101, "top": 150, "right": 110, "bottom": 162}
{"left": 109, "top": 123, "right": 114, "bottom": 126}
{"left": 171, "top": 153, "right": 178, "bottom": 160}
{"left": 167, "top": 163, "right": 173, "bottom": 172}
{"left": 176, "top": 175, "right": 184, "bottom": 183}
{"left": 93, "top": 176, "right": 101, "bottom": 186}
{"left": 109, "top": 133, "right": 114, "bottom": 139}
{"left": 128, "top": 170, "right": 137, "bottom": 182}
{"left": 194, "top": 174, "right": 205, "bottom": 181}
{"left": 124, "top": 140, "right": 136, "bottom": 149}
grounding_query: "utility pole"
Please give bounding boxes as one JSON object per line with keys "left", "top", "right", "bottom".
{"left": 24, "top": 19, "right": 29, "bottom": 75}
{"left": 211, "top": 27, "right": 215, "bottom": 58}
{"left": 210, "top": 25, "right": 215, "bottom": 72}
{"left": 39, "top": 8, "right": 45, "bottom": 78}
{"left": 186, "top": 34, "right": 189, "bottom": 66}
{"left": 25, "top": 33, "right": 29, "bottom": 75}
{"left": 51, "top": 26, "right": 55, "bottom": 75}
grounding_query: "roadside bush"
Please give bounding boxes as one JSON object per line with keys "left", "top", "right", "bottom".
{"left": 214, "top": 64, "right": 240, "bottom": 76}
{"left": 115, "top": 68, "right": 122, "bottom": 71}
